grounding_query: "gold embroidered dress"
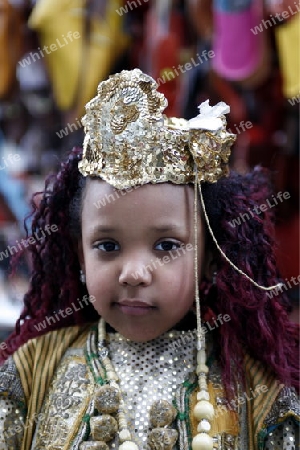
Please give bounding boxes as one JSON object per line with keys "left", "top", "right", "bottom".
{"left": 0, "top": 324, "right": 299, "bottom": 450}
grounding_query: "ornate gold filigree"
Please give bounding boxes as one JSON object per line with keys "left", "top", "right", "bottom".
{"left": 78, "top": 69, "right": 236, "bottom": 189}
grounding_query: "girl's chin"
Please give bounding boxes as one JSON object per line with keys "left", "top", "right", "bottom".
{"left": 106, "top": 321, "right": 168, "bottom": 343}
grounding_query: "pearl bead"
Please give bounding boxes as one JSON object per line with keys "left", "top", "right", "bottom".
{"left": 106, "top": 371, "right": 118, "bottom": 381}
{"left": 192, "top": 433, "right": 214, "bottom": 450}
{"left": 197, "top": 390, "right": 209, "bottom": 401}
{"left": 197, "top": 350, "right": 206, "bottom": 364}
{"left": 119, "top": 429, "right": 132, "bottom": 442}
{"left": 119, "top": 441, "right": 139, "bottom": 450}
{"left": 196, "top": 364, "right": 209, "bottom": 374}
{"left": 199, "top": 378, "right": 207, "bottom": 389}
{"left": 197, "top": 419, "right": 211, "bottom": 432}
{"left": 193, "top": 401, "right": 214, "bottom": 421}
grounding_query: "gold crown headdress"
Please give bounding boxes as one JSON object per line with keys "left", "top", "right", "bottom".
{"left": 78, "top": 69, "right": 282, "bottom": 450}
{"left": 78, "top": 68, "right": 235, "bottom": 188}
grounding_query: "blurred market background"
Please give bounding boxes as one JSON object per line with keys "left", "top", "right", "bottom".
{"left": 0, "top": 0, "right": 299, "bottom": 340}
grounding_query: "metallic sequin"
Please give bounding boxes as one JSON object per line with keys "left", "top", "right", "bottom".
{"left": 264, "top": 419, "right": 298, "bottom": 450}
{"left": 107, "top": 329, "right": 197, "bottom": 448}
{"left": 78, "top": 69, "right": 236, "bottom": 188}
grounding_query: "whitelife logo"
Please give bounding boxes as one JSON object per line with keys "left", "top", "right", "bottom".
{"left": 18, "top": 31, "right": 81, "bottom": 67}
{"left": 116, "top": 0, "right": 149, "bottom": 16}
{"left": 228, "top": 191, "right": 290, "bottom": 228}
{"left": 288, "top": 93, "right": 300, "bottom": 106}
{"left": 132, "top": 244, "right": 194, "bottom": 280}
{"left": 0, "top": 225, "right": 58, "bottom": 261}
{"left": 156, "top": 50, "right": 215, "bottom": 87}
{"left": 266, "top": 274, "right": 300, "bottom": 299}
{"left": 33, "top": 295, "right": 96, "bottom": 332}
{"left": 250, "top": 2, "right": 300, "bottom": 34}
{"left": 0, "top": 153, "right": 21, "bottom": 171}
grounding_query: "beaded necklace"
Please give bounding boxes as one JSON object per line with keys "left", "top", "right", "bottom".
{"left": 81, "top": 318, "right": 215, "bottom": 450}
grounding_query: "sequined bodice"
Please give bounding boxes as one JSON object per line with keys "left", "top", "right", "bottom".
{"left": 107, "top": 330, "right": 197, "bottom": 448}
{"left": 1, "top": 324, "right": 297, "bottom": 450}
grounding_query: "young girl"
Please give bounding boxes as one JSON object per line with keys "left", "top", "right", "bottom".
{"left": 0, "top": 69, "right": 298, "bottom": 450}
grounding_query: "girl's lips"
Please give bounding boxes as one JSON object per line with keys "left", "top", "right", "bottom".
{"left": 114, "top": 300, "right": 156, "bottom": 316}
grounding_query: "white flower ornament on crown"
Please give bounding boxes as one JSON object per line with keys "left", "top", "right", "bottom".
{"left": 188, "top": 100, "right": 230, "bottom": 131}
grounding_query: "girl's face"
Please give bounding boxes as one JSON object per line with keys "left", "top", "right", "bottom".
{"left": 79, "top": 179, "right": 205, "bottom": 342}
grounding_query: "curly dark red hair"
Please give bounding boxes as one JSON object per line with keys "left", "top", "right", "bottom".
{"left": 1, "top": 147, "right": 298, "bottom": 393}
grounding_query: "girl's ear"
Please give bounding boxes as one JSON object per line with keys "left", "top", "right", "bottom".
{"left": 203, "top": 251, "right": 218, "bottom": 281}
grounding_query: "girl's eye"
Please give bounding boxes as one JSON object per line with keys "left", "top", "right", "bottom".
{"left": 155, "top": 241, "right": 181, "bottom": 251}
{"left": 96, "top": 241, "right": 120, "bottom": 252}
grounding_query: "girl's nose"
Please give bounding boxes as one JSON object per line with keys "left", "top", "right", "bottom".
{"left": 119, "top": 258, "right": 153, "bottom": 287}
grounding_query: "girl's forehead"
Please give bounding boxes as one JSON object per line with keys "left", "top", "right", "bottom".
{"left": 82, "top": 178, "right": 198, "bottom": 226}
{"left": 80, "top": 178, "right": 205, "bottom": 242}
{"left": 85, "top": 177, "right": 194, "bottom": 199}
